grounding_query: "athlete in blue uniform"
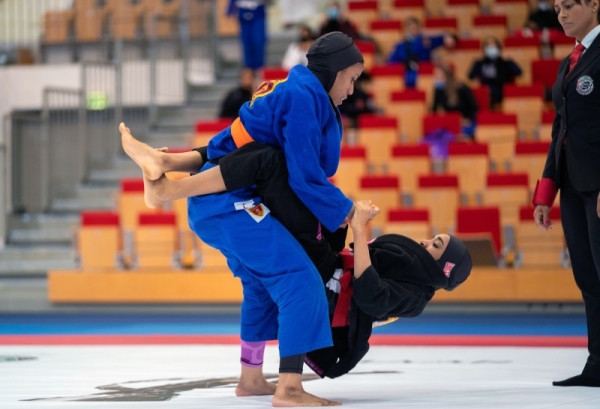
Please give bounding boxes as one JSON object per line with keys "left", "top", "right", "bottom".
{"left": 122, "top": 32, "right": 363, "bottom": 407}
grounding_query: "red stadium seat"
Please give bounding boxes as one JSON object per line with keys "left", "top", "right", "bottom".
{"left": 456, "top": 206, "right": 502, "bottom": 259}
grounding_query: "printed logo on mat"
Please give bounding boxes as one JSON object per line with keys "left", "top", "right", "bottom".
{"left": 443, "top": 262, "right": 455, "bottom": 277}
{"left": 245, "top": 203, "right": 270, "bottom": 223}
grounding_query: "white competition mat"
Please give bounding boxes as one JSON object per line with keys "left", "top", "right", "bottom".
{"left": 0, "top": 344, "right": 597, "bottom": 408}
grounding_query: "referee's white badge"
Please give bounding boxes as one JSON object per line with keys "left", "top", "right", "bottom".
{"left": 576, "top": 75, "right": 594, "bottom": 95}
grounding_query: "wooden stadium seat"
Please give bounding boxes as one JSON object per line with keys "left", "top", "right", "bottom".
{"left": 471, "top": 15, "right": 508, "bottom": 43}
{"left": 491, "top": 0, "right": 530, "bottom": 31}
{"left": 188, "top": 0, "right": 210, "bottom": 37}
{"left": 105, "top": 0, "right": 146, "bottom": 40}
{"left": 192, "top": 118, "right": 232, "bottom": 147}
{"left": 532, "top": 59, "right": 562, "bottom": 91}
{"left": 425, "top": 0, "right": 449, "bottom": 18}
{"left": 134, "top": 212, "right": 178, "bottom": 269}
{"left": 143, "top": 0, "right": 181, "bottom": 39}
{"left": 78, "top": 211, "right": 122, "bottom": 270}
{"left": 532, "top": 58, "right": 561, "bottom": 109}
{"left": 503, "top": 36, "right": 540, "bottom": 85}
{"left": 442, "top": 39, "right": 481, "bottom": 85}
{"left": 164, "top": 169, "right": 198, "bottom": 268}
{"left": 388, "top": 144, "right": 431, "bottom": 196}
{"left": 503, "top": 84, "right": 545, "bottom": 140}
{"left": 423, "top": 113, "right": 462, "bottom": 136}
{"left": 357, "top": 115, "right": 399, "bottom": 170}
{"left": 216, "top": 0, "right": 238, "bottom": 36}
{"left": 261, "top": 67, "right": 289, "bottom": 81}
{"left": 356, "top": 175, "right": 401, "bottom": 231}
{"left": 423, "top": 17, "right": 458, "bottom": 37}
{"left": 414, "top": 62, "right": 436, "bottom": 106}
{"left": 387, "top": 0, "right": 426, "bottom": 23}
{"left": 118, "top": 179, "right": 162, "bottom": 232}
{"left": 43, "top": 10, "right": 74, "bottom": 44}
{"left": 511, "top": 141, "right": 551, "bottom": 193}
{"left": 346, "top": 0, "right": 379, "bottom": 33}
{"left": 538, "top": 110, "right": 554, "bottom": 142}
{"left": 445, "top": 0, "right": 480, "bottom": 34}
{"left": 371, "top": 64, "right": 405, "bottom": 113}
{"left": 413, "top": 174, "right": 460, "bottom": 233}
{"left": 475, "top": 112, "right": 518, "bottom": 171}
{"left": 552, "top": 32, "right": 575, "bottom": 60}
{"left": 370, "top": 20, "right": 403, "bottom": 57}
{"left": 333, "top": 146, "right": 368, "bottom": 200}
{"left": 447, "top": 142, "right": 489, "bottom": 205}
{"left": 384, "top": 208, "right": 431, "bottom": 239}
{"left": 74, "top": 0, "right": 107, "bottom": 42}
{"left": 356, "top": 41, "right": 376, "bottom": 71}
{"left": 472, "top": 86, "right": 490, "bottom": 112}
{"left": 483, "top": 173, "right": 530, "bottom": 227}
{"left": 389, "top": 89, "right": 427, "bottom": 143}
{"left": 456, "top": 206, "right": 502, "bottom": 257}
{"left": 516, "top": 206, "right": 565, "bottom": 268}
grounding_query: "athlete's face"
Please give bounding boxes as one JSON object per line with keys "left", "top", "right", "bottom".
{"left": 329, "top": 62, "right": 364, "bottom": 106}
{"left": 554, "top": 0, "right": 599, "bottom": 42}
{"left": 419, "top": 234, "right": 451, "bottom": 260}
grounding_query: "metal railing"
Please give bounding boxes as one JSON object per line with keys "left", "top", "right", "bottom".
{"left": 1, "top": 0, "right": 218, "bottom": 246}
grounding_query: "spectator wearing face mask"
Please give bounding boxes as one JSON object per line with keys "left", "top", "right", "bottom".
{"left": 526, "top": 0, "right": 563, "bottom": 31}
{"left": 282, "top": 25, "right": 316, "bottom": 69}
{"left": 319, "top": 1, "right": 360, "bottom": 40}
{"left": 467, "top": 37, "right": 523, "bottom": 111}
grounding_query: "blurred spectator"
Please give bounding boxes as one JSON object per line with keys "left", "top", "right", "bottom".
{"left": 219, "top": 68, "right": 255, "bottom": 120}
{"left": 227, "top": 0, "right": 269, "bottom": 71}
{"left": 526, "top": 0, "right": 562, "bottom": 31}
{"left": 281, "top": 25, "right": 315, "bottom": 69}
{"left": 318, "top": 1, "right": 361, "bottom": 40}
{"left": 515, "top": 0, "right": 563, "bottom": 42}
{"left": 432, "top": 64, "right": 478, "bottom": 140}
{"left": 388, "top": 17, "right": 456, "bottom": 88}
{"left": 339, "top": 71, "right": 381, "bottom": 128}
{"left": 467, "top": 37, "right": 522, "bottom": 111}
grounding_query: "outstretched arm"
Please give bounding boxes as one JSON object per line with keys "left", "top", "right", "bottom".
{"left": 350, "top": 200, "right": 379, "bottom": 279}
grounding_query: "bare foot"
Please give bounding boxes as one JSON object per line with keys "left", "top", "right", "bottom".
{"left": 120, "top": 122, "right": 164, "bottom": 180}
{"left": 235, "top": 377, "right": 277, "bottom": 397}
{"left": 272, "top": 386, "right": 341, "bottom": 407}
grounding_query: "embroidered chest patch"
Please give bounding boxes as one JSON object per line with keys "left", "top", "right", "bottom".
{"left": 576, "top": 75, "right": 594, "bottom": 95}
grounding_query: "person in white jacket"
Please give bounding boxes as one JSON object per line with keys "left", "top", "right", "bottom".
{"left": 282, "top": 25, "right": 315, "bottom": 69}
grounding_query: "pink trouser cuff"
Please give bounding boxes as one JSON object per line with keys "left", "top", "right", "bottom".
{"left": 241, "top": 340, "right": 266, "bottom": 368}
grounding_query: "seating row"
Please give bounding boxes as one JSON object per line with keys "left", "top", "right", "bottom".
{"left": 43, "top": 0, "right": 234, "bottom": 43}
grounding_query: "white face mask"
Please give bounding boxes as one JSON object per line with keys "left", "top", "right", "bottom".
{"left": 484, "top": 46, "right": 500, "bottom": 59}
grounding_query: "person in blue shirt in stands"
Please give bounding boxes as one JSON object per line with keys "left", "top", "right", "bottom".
{"left": 388, "top": 16, "right": 456, "bottom": 88}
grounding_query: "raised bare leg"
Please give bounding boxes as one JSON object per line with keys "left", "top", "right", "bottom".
{"left": 120, "top": 122, "right": 165, "bottom": 180}
{"left": 142, "top": 166, "right": 227, "bottom": 209}
{"left": 272, "top": 373, "right": 341, "bottom": 407}
{"left": 120, "top": 122, "right": 204, "bottom": 180}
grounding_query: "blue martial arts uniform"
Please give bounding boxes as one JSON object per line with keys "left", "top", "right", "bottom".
{"left": 188, "top": 65, "right": 352, "bottom": 357}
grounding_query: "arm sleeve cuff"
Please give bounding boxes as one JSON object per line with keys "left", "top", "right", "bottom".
{"left": 192, "top": 147, "right": 208, "bottom": 165}
{"left": 532, "top": 178, "right": 557, "bottom": 207}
